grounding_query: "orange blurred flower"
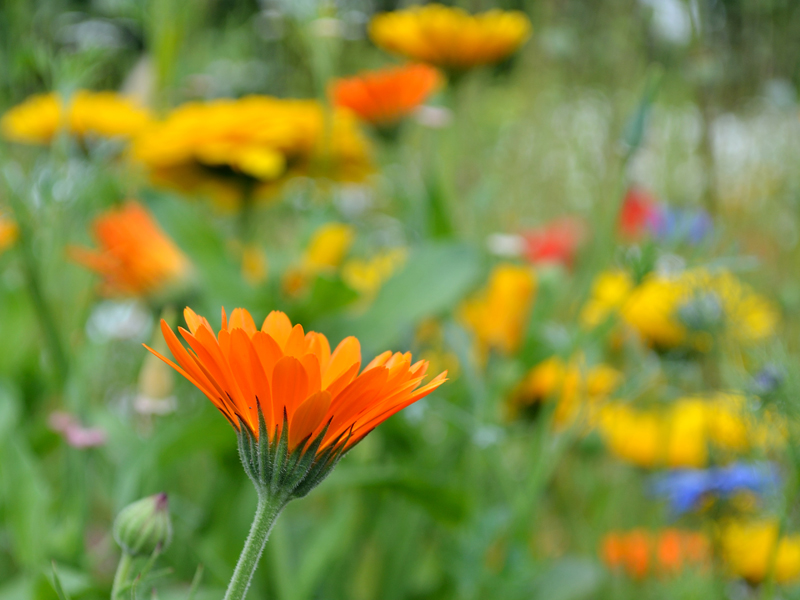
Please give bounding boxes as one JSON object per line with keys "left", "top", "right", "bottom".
{"left": 146, "top": 308, "right": 448, "bottom": 456}
{"left": 70, "top": 202, "right": 192, "bottom": 299}
{"left": 601, "top": 529, "right": 710, "bottom": 579}
{"left": 369, "top": 4, "right": 531, "bottom": 70}
{"left": 0, "top": 213, "right": 18, "bottom": 254}
{"left": 330, "top": 64, "right": 442, "bottom": 127}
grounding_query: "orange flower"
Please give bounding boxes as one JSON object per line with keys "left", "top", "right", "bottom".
{"left": 601, "top": 529, "right": 710, "bottom": 579}
{"left": 70, "top": 202, "right": 192, "bottom": 298}
{"left": 330, "top": 64, "right": 442, "bottom": 126}
{"left": 147, "top": 308, "right": 447, "bottom": 463}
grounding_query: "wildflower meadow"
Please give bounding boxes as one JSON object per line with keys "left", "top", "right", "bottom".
{"left": 2, "top": 1, "right": 800, "bottom": 599}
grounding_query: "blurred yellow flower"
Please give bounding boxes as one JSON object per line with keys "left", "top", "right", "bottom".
{"left": 131, "top": 96, "right": 372, "bottom": 209}
{"left": 342, "top": 247, "right": 408, "bottom": 298}
{"left": 283, "top": 222, "right": 356, "bottom": 296}
{"left": 721, "top": 521, "right": 800, "bottom": 584}
{"left": 69, "top": 201, "right": 193, "bottom": 299}
{"left": 1, "top": 91, "right": 151, "bottom": 145}
{"left": 460, "top": 263, "right": 536, "bottom": 357}
{"left": 241, "top": 244, "right": 269, "bottom": 286}
{"left": 597, "top": 393, "right": 784, "bottom": 468}
{"left": 0, "top": 214, "right": 19, "bottom": 254}
{"left": 582, "top": 268, "right": 778, "bottom": 350}
{"left": 512, "top": 355, "right": 621, "bottom": 425}
{"left": 304, "top": 223, "right": 356, "bottom": 272}
{"left": 369, "top": 4, "right": 531, "bottom": 70}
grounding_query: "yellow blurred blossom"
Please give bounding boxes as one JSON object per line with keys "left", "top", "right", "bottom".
{"left": 415, "top": 319, "right": 460, "bottom": 382}
{"left": 283, "top": 222, "right": 356, "bottom": 296}
{"left": 241, "top": 244, "right": 269, "bottom": 286}
{"left": 511, "top": 355, "right": 621, "bottom": 425}
{"left": 721, "top": 520, "right": 800, "bottom": 584}
{"left": 581, "top": 268, "right": 778, "bottom": 350}
{"left": 460, "top": 263, "right": 536, "bottom": 357}
{"left": 1, "top": 91, "right": 151, "bottom": 145}
{"left": 0, "top": 213, "right": 18, "bottom": 254}
{"left": 304, "top": 223, "right": 356, "bottom": 272}
{"left": 342, "top": 247, "right": 408, "bottom": 299}
{"left": 597, "top": 393, "right": 784, "bottom": 469}
{"left": 131, "top": 96, "right": 372, "bottom": 209}
{"left": 369, "top": 4, "right": 531, "bottom": 70}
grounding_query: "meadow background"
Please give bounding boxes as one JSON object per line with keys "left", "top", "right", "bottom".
{"left": 2, "top": 0, "right": 800, "bottom": 599}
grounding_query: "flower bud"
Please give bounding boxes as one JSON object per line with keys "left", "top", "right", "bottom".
{"left": 113, "top": 493, "right": 172, "bottom": 556}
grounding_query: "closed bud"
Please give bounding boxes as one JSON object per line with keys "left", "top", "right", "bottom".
{"left": 113, "top": 493, "right": 172, "bottom": 556}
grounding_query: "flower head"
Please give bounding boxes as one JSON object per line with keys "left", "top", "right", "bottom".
{"left": 521, "top": 217, "right": 587, "bottom": 268}
{"left": 369, "top": 4, "right": 531, "bottom": 70}
{"left": 146, "top": 307, "right": 447, "bottom": 498}
{"left": 651, "top": 462, "right": 781, "bottom": 515}
{"left": 721, "top": 520, "right": 800, "bottom": 584}
{"left": 597, "top": 394, "right": 784, "bottom": 469}
{"left": 619, "top": 187, "right": 665, "bottom": 240}
{"left": 511, "top": 355, "right": 620, "bottom": 425}
{"left": 131, "top": 96, "right": 372, "bottom": 208}
{"left": 582, "top": 268, "right": 778, "bottom": 350}
{"left": 69, "top": 202, "right": 192, "bottom": 299}
{"left": 1, "top": 91, "right": 151, "bottom": 145}
{"left": 459, "top": 263, "right": 536, "bottom": 357}
{"left": 0, "top": 213, "right": 18, "bottom": 254}
{"left": 330, "top": 63, "right": 442, "bottom": 127}
{"left": 601, "top": 529, "right": 710, "bottom": 579}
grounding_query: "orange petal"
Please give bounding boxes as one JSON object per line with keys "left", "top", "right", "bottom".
{"left": 284, "top": 324, "right": 306, "bottom": 357}
{"left": 364, "top": 350, "right": 392, "bottom": 370}
{"left": 300, "top": 353, "right": 322, "bottom": 395}
{"left": 230, "top": 308, "right": 257, "bottom": 336}
{"left": 306, "top": 332, "right": 332, "bottom": 371}
{"left": 184, "top": 307, "right": 210, "bottom": 334}
{"left": 252, "top": 331, "right": 283, "bottom": 382}
{"left": 262, "top": 311, "right": 293, "bottom": 348}
{"left": 271, "top": 356, "right": 309, "bottom": 430}
{"left": 323, "top": 336, "right": 361, "bottom": 388}
{"left": 289, "top": 390, "right": 331, "bottom": 451}
{"left": 229, "top": 328, "right": 258, "bottom": 426}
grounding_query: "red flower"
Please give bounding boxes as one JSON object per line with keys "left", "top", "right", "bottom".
{"left": 619, "top": 187, "right": 663, "bottom": 240}
{"left": 522, "top": 217, "right": 587, "bottom": 268}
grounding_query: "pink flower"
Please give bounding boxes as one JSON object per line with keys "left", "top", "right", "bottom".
{"left": 49, "top": 411, "right": 107, "bottom": 449}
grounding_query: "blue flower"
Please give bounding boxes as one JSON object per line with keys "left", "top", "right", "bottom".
{"left": 650, "top": 462, "right": 780, "bottom": 515}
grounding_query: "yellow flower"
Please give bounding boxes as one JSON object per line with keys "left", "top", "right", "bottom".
{"left": 721, "top": 521, "right": 800, "bottom": 584}
{"left": 341, "top": 247, "right": 408, "bottom": 299}
{"left": 283, "top": 222, "right": 356, "bottom": 296}
{"left": 241, "top": 244, "right": 269, "bottom": 286}
{"left": 512, "top": 356, "right": 621, "bottom": 425}
{"left": 597, "top": 394, "right": 783, "bottom": 469}
{"left": 369, "top": 4, "right": 531, "bottom": 70}
{"left": 0, "top": 213, "right": 18, "bottom": 254}
{"left": 131, "top": 96, "right": 372, "bottom": 209}
{"left": 581, "top": 268, "right": 778, "bottom": 350}
{"left": 1, "top": 91, "right": 151, "bottom": 145}
{"left": 304, "top": 223, "right": 355, "bottom": 272}
{"left": 459, "top": 263, "right": 536, "bottom": 357}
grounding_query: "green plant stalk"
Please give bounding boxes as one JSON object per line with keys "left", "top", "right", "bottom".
{"left": 111, "top": 552, "right": 133, "bottom": 600}
{"left": 6, "top": 191, "right": 69, "bottom": 385}
{"left": 223, "top": 493, "right": 287, "bottom": 600}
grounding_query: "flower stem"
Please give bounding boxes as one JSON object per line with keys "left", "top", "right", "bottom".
{"left": 223, "top": 493, "right": 287, "bottom": 600}
{"left": 111, "top": 552, "right": 133, "bottom": 600}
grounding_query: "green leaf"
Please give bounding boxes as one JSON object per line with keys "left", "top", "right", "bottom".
{"left": 49, "top": 563, "right": 70, "bottom": 600}
{"left": 533, "top": 558, "right": 605, "bottom": 600}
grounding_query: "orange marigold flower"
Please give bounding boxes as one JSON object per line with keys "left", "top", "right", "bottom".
{"left": 601, "top": 529, "right": 710, "bottom": 579}
{"left": 369, "top": 4, "right": 531, "bottom": 70}
{"left": 330, "top": 64, "right": 442, "bottom": 126}
{"left": 146, "top": 307, "right": 447, "bottom": 496}
{"left": 70, "top": 202, "right": 192, "bottom": 299}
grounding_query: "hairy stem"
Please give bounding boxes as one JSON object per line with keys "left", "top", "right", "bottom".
{"left": 111, "top": 552, "right": 133, "bottom": 600}
{"left": 223, "top": 493, "right": 287, "bottom": 600}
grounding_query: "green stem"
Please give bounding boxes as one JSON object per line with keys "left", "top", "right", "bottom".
{"left": 111, "top": 552, "right": 134, "bottom": 600}
{"left": 223, "top": 493, "right": 287, "bottom": 600}
{"left": 6, "top": 191, "right": 69, "bottom": 385}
